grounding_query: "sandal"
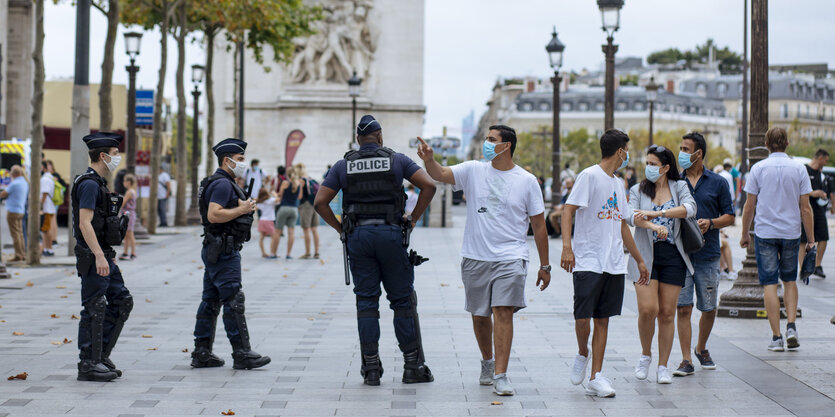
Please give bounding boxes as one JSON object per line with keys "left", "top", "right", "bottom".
{"left": 314, "top": 253, "right": 320, "bottom": 259}
{"left": 118, "top": 253, "right": 130, "bottom": 260}
{"left": 300, "top": 254, "right": 312, "bottom": 259}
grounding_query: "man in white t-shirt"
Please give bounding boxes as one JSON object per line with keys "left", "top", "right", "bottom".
{"left": 157, "top": 168, "right": 172, "bottom": 227}
{"left": 417, "top": 125, "right": 550, "bottom": 397}
{"left": 561, "top": 129, "right": 648, "bottom": 398}
{"left": 40, "top": 162, "right": 57, "bottom": 256}
{"left": 244, "top": 159, "right": 265, "bottom": 197}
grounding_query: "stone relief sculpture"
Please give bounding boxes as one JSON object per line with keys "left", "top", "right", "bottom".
{"left": 289, "top": 0, "right": 376, "bottom": 84}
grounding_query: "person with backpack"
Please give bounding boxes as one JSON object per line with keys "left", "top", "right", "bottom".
{"left": 296, "top": 162, "right": 320, "bottom": 259}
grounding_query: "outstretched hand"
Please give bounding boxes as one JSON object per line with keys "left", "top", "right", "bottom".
{"left": 416, "top": 137, "right": 434, "bottom": 163}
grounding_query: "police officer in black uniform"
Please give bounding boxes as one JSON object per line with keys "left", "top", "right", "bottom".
{"left": 314, "top": 115, "right": 437, "bottom": 385}
{"left": 191, "top": 138, "right": 270, "bottom": 370}
{"left": 73, "top": 132, "right": 132, "bottom": 381}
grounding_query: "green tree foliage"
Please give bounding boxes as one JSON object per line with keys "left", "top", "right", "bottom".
{"left": 515, "top": 130, "right": 552, "bottom": 180}
{"left": 647, "top": 39, "right": 742, "bottom": 74}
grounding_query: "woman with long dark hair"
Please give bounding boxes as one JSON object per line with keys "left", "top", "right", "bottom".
{"left": 626, "top": 145, "right": 697, "bottom": 384}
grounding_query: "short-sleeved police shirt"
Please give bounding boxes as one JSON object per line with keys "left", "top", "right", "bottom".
{"left": 75, "top": 168, "right": 104, "bottom": 249}
{"left": 205, "top": 169, "right": 240, "bottom": 211}
{"left": 683, "top": 168, "right": 735, "bottom": 262}
{"left": 322, "top": 143, "right": 421, "bottom": 192}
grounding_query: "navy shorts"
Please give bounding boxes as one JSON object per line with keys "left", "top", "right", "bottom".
{"left": 754, "top": 237, "right": 800, "bottom": 286}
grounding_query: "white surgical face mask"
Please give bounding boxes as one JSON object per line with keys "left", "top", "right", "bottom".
{"left": 227, "top": 158, "right": 248, "bottom": 178}
{"left": 103, "top": 153, "right": 122, "bottom": 173}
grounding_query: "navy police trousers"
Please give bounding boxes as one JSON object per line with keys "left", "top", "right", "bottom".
{"left": 193, "top": 248, "right": 243, "bottom": 345}
{"left": 347, "top": 224, "right": 419, "bottom": 355}
{"left": 78, "top": 257, "right": 131, "bottom": 357}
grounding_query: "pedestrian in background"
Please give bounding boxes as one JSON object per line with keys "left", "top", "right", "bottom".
{"left": 255, "top": 187, "right": 278, "bottom": 259}
{"left": 673, "top": 132, "right": 735, "bottom": 377}
{"left": 40, "top": 161, "right": 56, "bottom": 256}
{"left": 118, "top": 174, "right": 138, "bottom": 261}
{"left": 419, "top": 125, "right": 551, "bottom": 396}
{"left": 272, "top": 165, "right": 302, "bottom": 259}
{"left": 740, "top": 127, "right": 814, "bottom": 352}
{"left": 799, "top": 148, "right": 833, "bottom": 279}
{"left": 157, "top": 166, "right": 172, "bottom": 227}
{"left": 404, "top": 184, "right": 418, "bottom": 216}
{"left": 296, "top": 163, "right": 321, "bottom": 259}
{"left": 44, "top": 160, "right": 65, "bottom": 246}
{"left": 1, "top": 165, "right": 29, "bottom": 262}
{"left": 626, "top": 145, "right": 696, "bottom": 385}
{"left": 244, "top": 159, "right": 265, "bottom": 201}
{"left": 561, "top": 129, "right": 648, "bottom": 398}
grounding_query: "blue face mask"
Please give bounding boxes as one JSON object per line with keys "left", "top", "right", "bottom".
{"left": 678, "top": 151, "right": 693, "bottom": 169}
{"left": 483, "top": 141, "right": 506, "bottom": 161}
{"left": 645, "top": 165, "right": 662, "bottom": 183}
{"left": 618, "top": 150, "right": 629, "bottom": 170}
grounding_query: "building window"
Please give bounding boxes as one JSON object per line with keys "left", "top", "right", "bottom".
{"left": 616, "top": 102, "right": 627, "bottom": 111}
{"left": 633, "top": 102, "right": 644, "bottom": 111}
{"left": 780, "top": 103, "right": 788, "bottom": 119}
{"left": 797, "top": 104, "right": 801, "bottom": 118}
{"left": 717, "top": 83, "right": 728, "bottom": 98}
{"left": 538, "top": 102, "right": 551, "bottom": 111}
{"left": 806, "top": 105, "right": 810, "bottom": 118}
{"left": 562, "top": 102, "right": 572, "bottom": 111}
{"left": 578, "top": 102, "right": 589, "bottom": 111}
{"left": 696, "top": 83, "right": 707, "bottom": 97}
{"left": 594, "top": 102, "right": 604, "bottom": 111}
{"left": 521, "top": 102, "right": 533, "bottom": 111}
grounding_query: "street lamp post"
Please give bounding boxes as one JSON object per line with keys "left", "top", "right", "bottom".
{"left": 598, "top": 0, "right": 623, "bottom": 131}
{"left": 124, "top": 31, "right": 142, "bottom": 175}
{"left": 645, "top": 76, "right": 659, "bottom": 146}
{"left": 186, "top": 64, "right": 205, "bottom": 225}
{"left": 546, "top": 27, "right": 565, "bottom": 208}
{"left": 348, "top": 71, "right": 362, "bottom": 150}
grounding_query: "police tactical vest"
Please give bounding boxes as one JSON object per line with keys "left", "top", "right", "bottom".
{"left": 71, "top": 172, "right": 124, "bottom": 250}
{"left": 342, "top": 146, "right": 406, "bottom": 223}
{"left": 198, "top": 172, "right": 253, "bottom": 245}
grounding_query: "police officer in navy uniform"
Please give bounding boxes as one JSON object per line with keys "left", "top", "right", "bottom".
{"left": 73, "top": 132, "right": 133, "bottom": 381}
{"left": 191, "top": 138, "right": 271, "bottom": 370}
{"left": 314, "top": 115, "right": 437, "bottom": 385}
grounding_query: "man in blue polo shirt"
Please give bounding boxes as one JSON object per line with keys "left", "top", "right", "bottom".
{"left": 673, "top": 132, "right": 735, "bottom": 377}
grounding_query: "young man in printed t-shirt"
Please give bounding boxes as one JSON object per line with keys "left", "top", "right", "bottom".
{"left": 417, "top": 125, "right": 551, "bottom": 397}
{"left": 561, "top": 129, "right": 649, "bottom": 398}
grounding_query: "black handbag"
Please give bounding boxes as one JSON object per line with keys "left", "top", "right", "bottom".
{"left": 681, "top": 217, "right": 705, "bottom": 253}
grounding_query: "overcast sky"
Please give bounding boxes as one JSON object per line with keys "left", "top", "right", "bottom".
{"left": 43, "top": 0, "right": 835, "bottom": 138}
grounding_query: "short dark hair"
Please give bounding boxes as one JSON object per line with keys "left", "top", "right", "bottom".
{"left": 488, "top": 124, "right": 517, "bottom": 156}
{"left": 599, "top": 129, "right": 630, "bottom": 158}
{"left": 815, "top": 148, "right": 830, "bottom": 158}
{"left": 217, "top": 153, "right": 237, "bottom": 166}
{"left": 42, "top": 161, "right": 48, "bottom": 170}
{"left": 682, "top": 132, "right": 707, "bottom": 159}
{"left": 357, "top": 130, "right": 382, "bottom": 144}
{"left": 277, "top": 165, "right": 286, "bottom": 176}
{"left": 723, "top": 162, "right": 732, "bottom": 170}
{"left": 251, "top": 159, "right": 260, "bottom": 165}
{"left": 88, "top": 147, "right": 114, "bottom": 163}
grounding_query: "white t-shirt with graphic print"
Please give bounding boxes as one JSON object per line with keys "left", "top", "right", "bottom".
{"left": 566, "top": 164, "right": 632, "bottom": 274}
{"left": 451, "top": 161, "right": 545, "bottom": 262}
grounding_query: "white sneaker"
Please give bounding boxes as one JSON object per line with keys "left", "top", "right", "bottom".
{"left": 570, "top": 352, "right": 591, "bottom": 385}
{"left": 656, "top": 365, "right": 672, "bottom": 384}
{"left": 585, "top": 372, "right": 616, "bottom": 397}
{"left": 479, "top": 359, "right": 495, "bottom": 385}
{"left": 719, "top": 271, "right": 729, "bottom": 280}
{"left": 634, "top": 355, "right": 651, "bottom": 380}
{"left": 492, "top": 373, "right": 514, "bottom": 396}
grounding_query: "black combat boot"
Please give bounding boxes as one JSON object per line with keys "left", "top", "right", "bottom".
{"left": 361, "top": 353, "right": 384, "bottom": 386}
{"left": 402, "top": 349, "right": 433, "bottom": 384}
{"left": 191, "top": 341, "right": 225, "bottom": 368}
{"left": 77, "top": 360, "right": 118, "bottom": 382}
{"left": 101, "top": 357, "right": 122, "bottom": 377}
{"left": 231, "top": 343, "right": 271, "bottom": 370}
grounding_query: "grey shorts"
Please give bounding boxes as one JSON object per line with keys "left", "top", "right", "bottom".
{"left": 275, "top": 206, "right": 298, "bottom": 230}
{"left": 298, "top": 202, "right": 318, "bottom": 228}
{"left": 461, "top": 258, "right": 527, "bottom": 317}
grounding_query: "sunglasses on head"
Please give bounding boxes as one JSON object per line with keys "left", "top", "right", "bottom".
{"left": 648, "top": 144, "right": 667, "bottom": 153}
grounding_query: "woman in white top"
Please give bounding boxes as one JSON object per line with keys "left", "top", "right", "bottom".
{"left": 626, "top": 145, "right": 697, "bottom": 384}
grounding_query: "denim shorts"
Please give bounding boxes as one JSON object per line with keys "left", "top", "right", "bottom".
{"left": 754, "top": 237, "right": 800, "bottom": 286}
{"left": 677, "top": 258, "right": 720, "bottom": 312}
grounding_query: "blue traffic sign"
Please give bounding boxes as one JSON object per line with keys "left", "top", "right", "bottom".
{"left": 136, "top": 90, "right": 154, "bottom": 126}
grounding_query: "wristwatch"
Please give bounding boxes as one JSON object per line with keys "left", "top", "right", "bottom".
{"left": 661, "top": 209, "right": 668, "bottom": 218}
{"left": 709, "top": 219, "right": 715, "bottom": 230}
{"left": 540, "top": 265, "right": 552, "bottom": 272}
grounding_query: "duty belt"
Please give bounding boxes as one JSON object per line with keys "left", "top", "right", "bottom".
{"left": 356, "top": 219, "right": 388, "bottom": 226}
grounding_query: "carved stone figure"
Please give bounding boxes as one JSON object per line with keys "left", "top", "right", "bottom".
{"left": 288, "top": 0, "right": 376, "bottom": 84}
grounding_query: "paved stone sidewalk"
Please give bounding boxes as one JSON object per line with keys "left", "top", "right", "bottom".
{"left": 1, "top": 206, "right": 833, "bottom": 416}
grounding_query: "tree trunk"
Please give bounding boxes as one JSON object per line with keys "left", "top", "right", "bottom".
{"left": 147, "top": 0, "right": 170, "bottom": 234}
{"left": 97, "top": 0, "right": 118, "bottom": 132}
{"left": 173, "top": 0, "right": 187, "bottom": 226}
{"left": 204, "top": 28, "right": 216, "bottom": 177}
{"left": 232, "top": 40, "right": 239, "bottom": 138}
{"left": 27, "top": 0, "right": 45, "bottom": 265}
